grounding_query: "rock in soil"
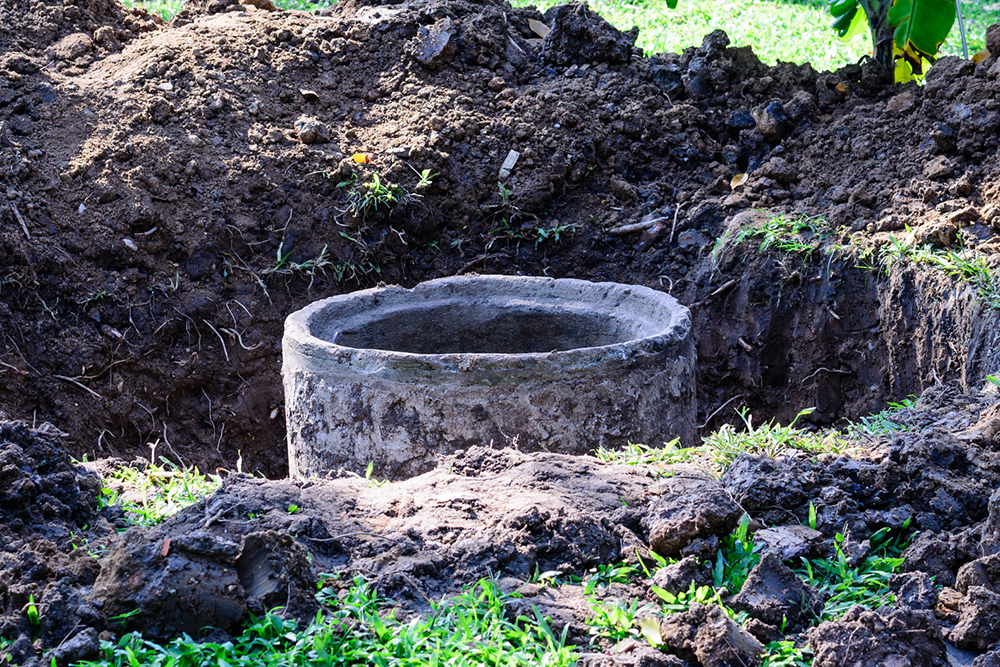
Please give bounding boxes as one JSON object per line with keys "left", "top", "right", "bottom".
{"left": 808, "top": 606, "right": 948, "bottom": 667}
{"left": 641, "top": 475, "right": 743, "bottom": 558}
{"left": 729, "top": 552, "right": 824, "bottom": 631}
{"left": 659, "top": 602, "right": 764, "bottom": 667}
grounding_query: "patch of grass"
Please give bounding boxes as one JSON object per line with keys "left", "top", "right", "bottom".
{"left": 103, "top": 459, "right": 221, "bottom": 526}
{"left": 82, "top": 577, "right": 578, "bottom": 667}
{"left": 715, "top": 213, "right": 832, "bottom": 263}
{"left": 584, "top": 561, "right": 641, "bottom": 594}
{"left": 762, "top": 640, "right": 814, "bottom": 667}
{"left": 794, "top": 522, "right": 911, "bottom": 621}
{"left": 844, "top": 395, "right": 917, "bottom": 439}
{"left": 585, "top": 597, "right": 656, "bottom": 644}
{"left": 880, "top": 234, "right": 1000, "bottom": 311}
{"left": 702, "top": 407, "right": 845, "bottom": 473}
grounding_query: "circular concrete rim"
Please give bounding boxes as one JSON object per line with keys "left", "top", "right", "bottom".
{"left": 284, "top": 275, "right": 691, "bottom": 377}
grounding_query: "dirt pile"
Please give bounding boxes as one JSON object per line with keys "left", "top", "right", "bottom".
{"left": 0, "top": 0, "right": 999, "bottom": 476}
{"left": 0, "top": 420, "right": 116, "bottom": 666}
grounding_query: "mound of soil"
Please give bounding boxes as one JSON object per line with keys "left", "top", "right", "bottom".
{"left": 1, "top": 0, "right": 999, "bottom": 478}
{"left": 0, "top": 419, "right": 116, "bottom": 666}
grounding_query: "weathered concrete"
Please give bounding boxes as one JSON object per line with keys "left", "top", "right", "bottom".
{"left": 283, "top": 275, "right": 695, "bottom": 479}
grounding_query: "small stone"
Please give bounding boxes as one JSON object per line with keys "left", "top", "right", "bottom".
{"left": 951, "top": 586, "right": 1000, "bottom": 651}
{"left": 677, "top": 229, "right": 710, "bottom": 251}
{"left": 912, "top": 220, "right": 958, "bottom": 247}
{"left": 924, "top": 156, "right": 954, "bottom": 180}
{"left": 411, "top": 17, "right": 457, "bottom": 67}
{"left": 730, "top": 552, "right": 824, "bottom": 630}
{"left": 886, "top": 91, "right": 916, "bottom": 115}
{"left": 752, "top": 101, "right": 792, "bottom": 141}
{"left": 660, "top": 603, "right": 764, "bottom": 667}
{"left": 294, "top": 116, "right": 330, "bottom": 144}
{"left": 753, "top": 525, "right": 824, "bottom": 560}
{"left": 47, "top": 33, "right": 94, "bottom": 61}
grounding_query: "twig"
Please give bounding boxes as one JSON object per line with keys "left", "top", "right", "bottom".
{"left": 607, "top": 217, "right": 667, "bottom": 236}
{"left": 668, "top": 205, "right": 683, "bottom": 245}
{"left": 457, "top": 252, "right": 509, "bottom": 275}
{"left": 203, "top": 505, "right": 229, "bottom": 529}
{"left": 699, "top": 395, "right": 741, "bottom": 429}
{"left": 203, "top": 319, "right": 230, "bottom": 362}
{"left": 709, "top": 279, "right": 738, "bottom": 298}
{"left": 53, "top": 374, "right": 103, "bottom": 400}
{"left": 0, "top": 360, "right": 28, "bottom": 376}
{"left": 10, "top": 203, "right": 30, "bottom": 239}
{"left": 222, "top": 327, "right": 262, "bottom": 351}
{"left": 161, "top": 423, "right": 186, "bottom": 467}
{"left": 802, "top": 367, "right": 852, "bottom": 382}
{"left": 300, "top": 531, "right": 392, "bottom": 542}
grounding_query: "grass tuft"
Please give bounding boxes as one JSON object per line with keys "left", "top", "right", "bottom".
{"left": 101, "top": 459, "right": 221, "bottom": 526}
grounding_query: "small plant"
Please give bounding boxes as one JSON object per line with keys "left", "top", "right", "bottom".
{"left": 364, "top": 462, "right": 387, "bottom": 488}
{"left": 584, "top": 562, "right": 640, "bottom": 594}
{"left": 585, "top": 598, "right": 655, "bottom": 644}
{"left": 594, "top": 439, "right": 690, "bottom": 466}
{"left": 533, "top": 223, "right": 577, "bottom": 248}
{"left": 988, "top": 375, "right": 1000, "bottom": 388}
{"left": 713, "top": 516, "right": 761, "bottom": 593}
{"left": 762, "top": 640, "right": 814, "bottom": 667}
{"left": 844, "top": 395, "right": 917, "bottom": 438}
{"left": 25, "top": 595, "right": 40, "bottom": 627}
{"left": 740, "top": 214, "right": 831, "bottom": 258}
{"left": 808, "top": 501, "right": 818, "bottom": 530}
{"left": 287, "top": 504, "right": 300, "bottom": 514}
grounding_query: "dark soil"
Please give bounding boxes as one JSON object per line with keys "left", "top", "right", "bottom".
{"left": 3, "top": 0, "right": 1000, "bottom": 662}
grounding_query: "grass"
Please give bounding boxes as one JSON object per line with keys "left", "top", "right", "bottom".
{"left": 794, "top": 522, "right": 911, "bottom": 620}
{"left": 880, "top": 233, "right": 1000, "bottom": 311}
{"left": 713, "top": 213, "right": 832, "bottom": 266}
{"left": 712, "top": 516, "right": 760, "bottom": 593}
{"left": 78, "top": 577, "right": 578, "bottom": 667}
{"left": 844, "top": 395, "right": 917, "bottom": 438}
{"left": 101, "top": 458, "right": 221, "bottom": 526}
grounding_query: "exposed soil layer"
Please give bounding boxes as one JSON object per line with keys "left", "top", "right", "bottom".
{"left": 1, "top": 0, "right": 999, "bottom": 478}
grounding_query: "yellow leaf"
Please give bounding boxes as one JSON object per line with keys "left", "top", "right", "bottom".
{"left": 973, "top": 48, "right": 990, "bottom": 63}
{"left": 528, "top": 18, "right": 550, "bottom": 38}
{"left": 352, "top": 153, "right": 370, "bottom": 164}
{"left": 638, "top": 617, "right": 662, "bottom": 646}
{"left": 835, "top": 82, "right": 850, "bottom": 94}
{"left": 730, "top": 173, "right": 747, "bottom": 189}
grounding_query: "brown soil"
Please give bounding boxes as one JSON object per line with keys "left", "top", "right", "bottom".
{"left": 3, "top": 0, "right": 1000, "bottom": 662}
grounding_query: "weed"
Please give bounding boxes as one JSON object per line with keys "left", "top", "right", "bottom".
{"left": 702, "top": 407, "right": 844, "bottom": 473}
{"left": 794, "top": 521, "right": 912, "bottom": 620}
{"left": 988, "top": 375, "right": 1000, "bottom": 388}
{"left": 585, "top": 598, "right": 656, "bottom": 644}
{"left": 762, "top": 640, "right": 814, "bottom": 667}
{"left": 287, "top": 504, "right": 301, "bottom": 514}
{"left": 713, "top": 516, "right": 761, "bottom": 593}
{"left": 808, "top": 501, "right": 818, "bottom": 530}
{"left": 584, "top": 562, "right": 640, "bottom": 595}
{"left": 593, "top": 439, "right": 688, "bottom": 466}
{"left": 83, "top": 577, "right": 577, "bottom": 667}
{"left": 25, "top": 595, "right": 40, "bottom": 628}
{"left": 533, "top": 223, "right": 577, "bottom": 248}
{"left": 739, "top": 214, "right": 831, "bottom": 258}
{"left": 650, "top": 582, "right": 749, "bottom": 625}
{"left": 844, "top": 395, "right": 917, "bottom": 438}
{"left": 529, "top": 566, "right": 582, "bottom": 588}
{"left": 879, "top": 234, "right": 1000, "bottom": 311}
{"left": 338, "top": 173, "right": 416, "bottom": 222}
{"left": 106, "top": 459, "right": 221, "bottom": 526}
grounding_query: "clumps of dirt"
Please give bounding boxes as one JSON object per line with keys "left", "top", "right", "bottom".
{"left": 0, "top": 419, "right": 116, "bottom": 666}
{"left": 808, "top": 606, "right": 948, "bottom": 667}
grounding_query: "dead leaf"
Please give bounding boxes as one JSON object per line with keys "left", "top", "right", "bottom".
{"left": 352, "top": 153, "right": 370, "bottom": 164}
{"left": 299, "top": 88, "right": 319, "bottom": 101}
{"left": 730, "top": 173, "right": 747, "bottom": 189}
{"left": 973, "top": 48, "right": 990, "bottom": 63}
{"left": 638, "top": 617, "right": 663, "bottom": 646}
{"left": 835, "top": 82, "right": 850, "bottom": 94}
{"left": 528, "top": 18, "right": 550, "bottom": 38}
{"left": 161, "top": 537, "right": 171, "bottom": 557}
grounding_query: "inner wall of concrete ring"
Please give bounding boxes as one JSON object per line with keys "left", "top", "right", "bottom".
{"left": 283, "top": 276, "right": 697, "bottom": 480}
